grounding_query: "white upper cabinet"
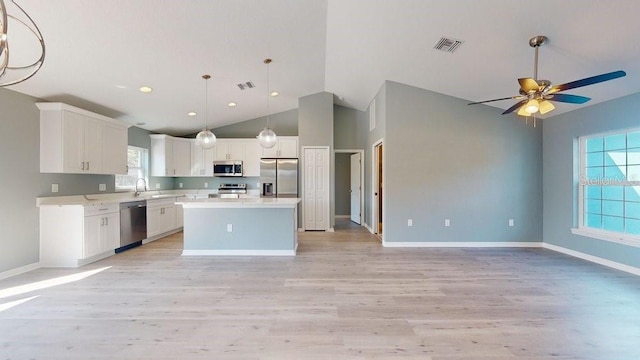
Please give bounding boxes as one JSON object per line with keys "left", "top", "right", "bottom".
{"left": 37, "top": 103, "right": 129, "bottom": 174}
{"left": 215, "top": 139, "right": 246, "bottom": 161}
{"left": 261, "top": 136, "right": 298, "bottom": 158}
{"left": 243, "top": 139, "right": 261, "bottom": 177}
{"left": 191, "top": 140, "right": 215, "bottom": 176}
{"left": 150, "top": 135, "right": 192, "bottom": 177}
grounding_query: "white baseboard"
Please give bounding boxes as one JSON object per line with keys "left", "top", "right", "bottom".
{"left": 182, "top": 249, "right": 295, "bottom": 256}
{"left": 543, "top": 243, "right": 640, "bottom": 276}
{"left": 326, "top": 228, "right": 335, "bottom": 233}
{"left": 383, "top": 241, "right": 543, "bottom": 248}
{"left": 335, "top": 215, "right": 350, "bottom": 219}
{"left": 0, "top": 262, "right": 40, "bottom": 280}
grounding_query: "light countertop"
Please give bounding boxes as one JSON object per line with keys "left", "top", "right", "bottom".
{"left": 177, "top": 197, "right": 301, "bottom": 209}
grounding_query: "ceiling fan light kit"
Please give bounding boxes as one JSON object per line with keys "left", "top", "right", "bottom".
{"left": 468, "top": 35, "right": 627, "bottom": 120}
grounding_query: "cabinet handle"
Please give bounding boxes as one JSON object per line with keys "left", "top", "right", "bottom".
{"left": 105, "top": 217, "right": 109, "bottom": 226}
{"left": 86, "top": 161, "right": 90, "bottom": 171}
{"left": 100, "top": 218, "right": 104, "bottom": 226}
{"left": 174, "top": 169, "right": 176, "bottom": 175}
{"left": 81, "top": 161, "right": 85, "bottom": 170}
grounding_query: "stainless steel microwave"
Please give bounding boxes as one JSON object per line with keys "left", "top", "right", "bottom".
{"left": 213, "top": 161, "right": 243, "bottom": 177}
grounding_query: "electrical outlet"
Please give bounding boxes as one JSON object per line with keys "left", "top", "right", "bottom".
{"left": 227, "top": 224, "right": 233, "bottom": 232}
{"left": 445, "top": 219, "right": 450, "bottom": 227}
{"left": 407, "top": 219, "right": 413, "bottom": 227}
{"left": 99, "top": 184, "right": 106, "bottom": 191}
{"left": 155, "top": 183, "right": 160, "bottom": 189}
{"left": 509, "top": 219, "right": 515, "bottom": 227}
{"left": 179, "top": 183, "right": 183, "bottom": 188}
{"left": 204, "top": 182, "right": 208, "bottom": 188}
{"left": 51, "top": 184, "right": 59, "bottom": 193}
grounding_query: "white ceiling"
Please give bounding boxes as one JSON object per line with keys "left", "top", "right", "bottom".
{"left": 7, "top": 0, "right": 640, "bottom": 135}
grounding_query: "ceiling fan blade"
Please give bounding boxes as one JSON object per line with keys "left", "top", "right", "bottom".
{"left": 538, "top": 100, "right": 555, "bottom": 114}
{"left": 468, "top": 95, "right": 525, "bottom": 105}
{"left": 518, "top": 78, "right": 539, "bottom": 93}
{"left": 502, "top": 99, "right": 528, "bottom": 115}
{"left": 547, "top": 93, "right": 591, "bottom": 104}
{"left": 548, "top": 70, "right": 626, "bottom": 94}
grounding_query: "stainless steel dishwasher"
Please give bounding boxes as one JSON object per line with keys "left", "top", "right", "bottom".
{"left": 118, "top": 200, "right": 147, "bottom": 252}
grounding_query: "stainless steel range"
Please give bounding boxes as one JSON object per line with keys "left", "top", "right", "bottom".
{"left": 217, "top": 183, "right": 247, "bottom": 198}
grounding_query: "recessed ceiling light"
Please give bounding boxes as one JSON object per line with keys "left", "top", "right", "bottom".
{"left": 139, "top": 86, "right": 153, "bottom": 93}
{"left": 188, "top": 111, "right": 197, "bottom": 116}
{"left": 228, "top": 102, "right": 237, "bottom": 107}
{"left": 136, "top": 122, "right": 146, "bottom": 126}
{"left": 270, "top": 91, "right": 279, "bottom": 97}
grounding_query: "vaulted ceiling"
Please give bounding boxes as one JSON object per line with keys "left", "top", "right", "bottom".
{"left": 7, "top": 0, "right": 640, "bottom": 135}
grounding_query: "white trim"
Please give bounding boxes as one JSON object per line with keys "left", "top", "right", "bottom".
{"left": 383, "top": 241, "right": 543, "bottom": 248}
{"left": 571, "top": 228, "right": 640, "bottom": 248}
{"left": 371, "top": 138, "right": 384, "bottom": 240}
{"left": 543, "top": 243, "right": 640, "bottom": 276}
{"left": 334, "top": 149, "right": 364, "bottom": 226}
{"left": 335, "top": 215, "right": 351, "bottom": 219}
{"left": 369, "top": 99, "right": 376, "bottom": 131}
{"left": 0, "top": 262, "right": 40, "bottom": 280}
{"left": 364, "top": 223, "right": 373, "bottom": 233}
{"left": 182, "top": 249, "right": 295, "bottom": 256}
{"left": 326, "top": 228, "right": 335, "bottom": 232}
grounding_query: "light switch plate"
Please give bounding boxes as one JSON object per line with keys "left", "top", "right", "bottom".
{"left": 407, "top": 219, "right": 413, "bottom": 227}
{"left": 155, "top": 183, "right": 160, "bottom": 189}
{"left": 179, "top": 183, "right": 183, "bottom": 188}
{"left": 509, "top": 219, "right": 515, "bottom": 227}
{"left": 204, "top": 182, "right": 208, "bottom": 188}
{"left": 227, "top": 224, "right": 233, "bottom": 232}
{"left": 99, "top": 184, "right": 106, "bottom": 191}
{"left": 51, "top": 184, "right": 59, "bottom": 193}
{"left": 445, "top": 219, "right": 450, "bottom": 227}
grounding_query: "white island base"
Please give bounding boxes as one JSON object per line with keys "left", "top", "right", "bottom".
{"left": 177, "top": 198, "right": 301, "bottom": 256}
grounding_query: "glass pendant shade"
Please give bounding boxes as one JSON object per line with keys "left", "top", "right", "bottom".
{"left": 195, "top": 129, "right": 216, "bottom": 149}
{"left": 258, "top": 58, "right": 277, "bottom": 149}
{"left": 257, "top": 127, "right": 277, "bottom": 148}
{"left": 196, "top": 74, "right": 216, "bottom": 149}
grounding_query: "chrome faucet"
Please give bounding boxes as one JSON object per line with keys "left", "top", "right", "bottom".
{"left": 134, "top": 178, "right": 147, "bottom": 197}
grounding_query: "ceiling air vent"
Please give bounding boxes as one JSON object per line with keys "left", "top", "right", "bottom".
{"left": 434, "top": 37, "right": 464, "bottom": 53}
{"left": 236, "top": 81, "right": 255, "bottom": 90}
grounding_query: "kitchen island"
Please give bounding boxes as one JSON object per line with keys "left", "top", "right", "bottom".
{"left": 176, "top": 197, "right": 301, "bottom": 256}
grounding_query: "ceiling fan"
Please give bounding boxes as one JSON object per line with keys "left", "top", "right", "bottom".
{"left": 468, "top": 35, "right": 626, "bottom": 117}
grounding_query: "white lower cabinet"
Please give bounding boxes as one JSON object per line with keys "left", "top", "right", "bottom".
{"left": 147, "top": 197, "right": 178, "bottom": 238}
{"left": 40, "top": 203, "right": 120, "bottom": 267}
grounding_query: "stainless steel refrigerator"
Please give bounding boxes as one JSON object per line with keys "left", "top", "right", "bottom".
{"left": 260, "top": 158, "right": 299, "bottom": 198}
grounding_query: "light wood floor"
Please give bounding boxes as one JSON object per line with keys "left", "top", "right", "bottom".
{"left": 1, "top": 220, "right": 639, "bottom": 359}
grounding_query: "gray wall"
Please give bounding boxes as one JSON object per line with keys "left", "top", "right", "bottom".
{"left": 299, "top": 92, "right": 334, "bottom": 226}
{"left": 335, "top": 153, "right": 351, "bottom": 216}
{"left": 543, "top": 92, "right": 640, "bottom": 268}
{"left": 364, "top": 83, "right": 386, "bottom": 229}
{"left": 383, "top": 81, "right": 542, "bottom": 243}
{"left": 0, "top": 88, "right": 175, "bottom": 273}
{"left": 129, "top": 126, "right": 174, "bottom": 191}
{"left": 210, "top": 109, "right": 298, "bottom": 138}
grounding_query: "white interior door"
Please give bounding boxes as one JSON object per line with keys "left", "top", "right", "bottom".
{"left": 303, "top": 147, "right": 330, "bottom": 231}
{"left": 350, "top": 153, "right": 361, "bottom": 224}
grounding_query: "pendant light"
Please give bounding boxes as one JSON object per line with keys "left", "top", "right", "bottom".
{"left": 0, "top": 0, "right": 46, "bottom": 87}
{"left": 257, "top": 58, "right": 277, "bottom": 149}
{"left": 195, "top": 74, "right": 216, "bottom": 149}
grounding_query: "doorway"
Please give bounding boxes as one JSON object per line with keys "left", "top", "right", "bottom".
{"left": 372, "top": 140, "right": 383, "bottom": 237}
{"left": 334, "top": 149, "right": 364, "bottom": 229}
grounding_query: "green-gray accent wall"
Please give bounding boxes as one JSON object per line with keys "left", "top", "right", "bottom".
{"left": 543, "top": 92, "right": 640, "bottom": 268}
{"left": 382, "top": 81, "right": 543, "bottom": 243}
